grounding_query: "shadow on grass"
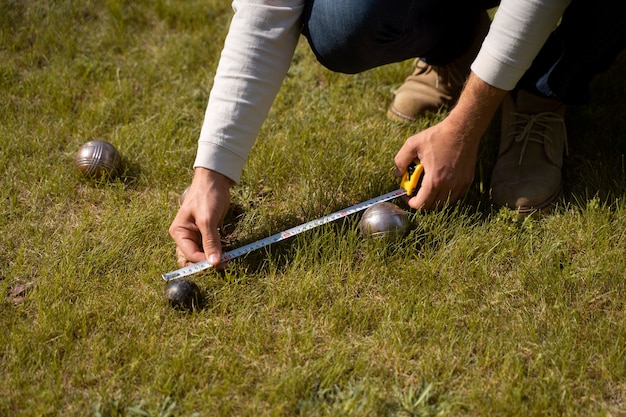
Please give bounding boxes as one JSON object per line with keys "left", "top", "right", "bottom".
{"left": 74, "top": 154, "right": 143, "bottom": 189}
{"left": 563, "top": 52, "right": 626, "bottom": 205}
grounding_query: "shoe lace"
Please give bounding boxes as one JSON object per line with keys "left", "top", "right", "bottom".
{"left": 509, "top": 111, "right": 568, "bottom": 164}
{"left": 414, "top": 59, "right": 432, "bottom": 75}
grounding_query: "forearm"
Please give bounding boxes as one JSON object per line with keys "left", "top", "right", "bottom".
{"left": 194, "top": 0, "right": 305, "bottom": 183}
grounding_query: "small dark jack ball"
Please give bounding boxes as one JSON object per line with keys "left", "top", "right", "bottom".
{"left": 164, "top": 278, "right": 201, "bottom": 310}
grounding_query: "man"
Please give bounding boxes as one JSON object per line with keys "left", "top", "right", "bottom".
{"left": 170, "top": 0, "right": 626, "bottom": 268}
{"left": 393, "top": 0, "right": 625, "bottom": 216}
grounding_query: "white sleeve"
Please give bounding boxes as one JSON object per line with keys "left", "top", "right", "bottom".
{"left": 194, "top": 0, "right": 305, "bottom": 183}
{"left": 471, "top": 0, "right": 571, "bottom": 91}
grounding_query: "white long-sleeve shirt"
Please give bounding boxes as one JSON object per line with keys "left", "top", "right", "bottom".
{"left": 194, "top": 0, "right": 571, "bottom": 183}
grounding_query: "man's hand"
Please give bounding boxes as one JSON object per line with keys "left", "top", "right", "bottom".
{"left": 394, "top": 72, "right": 507, "bottom": 210}
{"left": 169, "top": 168, "right": 233, "bottom": 268}
{"left": 394, "top": 120, "right": 479, "bottom": 210}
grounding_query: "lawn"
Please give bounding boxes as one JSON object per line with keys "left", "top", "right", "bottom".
{"left": 1, "top": 1, "right": 625, "bottom": 416}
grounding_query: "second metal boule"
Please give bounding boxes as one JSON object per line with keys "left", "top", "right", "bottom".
{"left": 359, "top": 202, "right": 409, "bottom": 242}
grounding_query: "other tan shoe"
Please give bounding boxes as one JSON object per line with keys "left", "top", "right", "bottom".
{"left": 387, "top": 12, "right": 491, "bottom": 124}
{"left": 489, "top": 90, "right": 568, "bottom": 218}
{"left": 387, "top": 60, "right": 466, "bottom": 123}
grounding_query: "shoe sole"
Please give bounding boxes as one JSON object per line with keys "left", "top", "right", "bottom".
{"left": 492, "top": 184, "right": 563, "bottom": 220}
{"left": 387, "top": 105, "right": 416, "bottom": 124}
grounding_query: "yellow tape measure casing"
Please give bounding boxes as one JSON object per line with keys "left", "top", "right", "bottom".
{"left": 400, "top": 162, "right": 424, "bottom": 196}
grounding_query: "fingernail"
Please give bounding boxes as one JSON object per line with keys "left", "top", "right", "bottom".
{"left": 208, "top": 254, "right": 220, "bottom": 266}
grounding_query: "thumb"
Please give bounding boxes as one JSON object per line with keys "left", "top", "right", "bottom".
{"left": 202, "top": 227, "right": 223, "bottom": 267}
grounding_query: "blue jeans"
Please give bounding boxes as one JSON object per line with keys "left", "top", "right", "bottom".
{"left": 302, "top": 0, "right": 497, "bottom": 72}
{"left": 302, "top": 0, "right": 625, "bottom": 105}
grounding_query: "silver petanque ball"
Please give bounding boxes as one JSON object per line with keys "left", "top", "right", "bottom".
{"left": 179, "top": 186, "right": 190, "bottom": 206}
{"left": 359, "top": 202, "right": 409, "bottom": 242}
{"left": 74, "top": 140, "right": 121, "bottom": 179}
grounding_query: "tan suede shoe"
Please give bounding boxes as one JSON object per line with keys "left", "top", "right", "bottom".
{"left": 489, "top": 90, "right": 568, "bottom": 218}
{"left": 387, "top": 12, "right": 491, "bottom": 124}
{"left": 387, "top": 60, "right": 464, "bottom": 123}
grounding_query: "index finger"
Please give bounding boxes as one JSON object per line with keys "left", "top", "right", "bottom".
{"left": 169, "top": 209, "right": 206, "bottom": 265}
{"left": 178, "top": 237, "right": 206, "bottom": 265}
{"left": 394, "top": 139, "right": 420, "bottom": 177}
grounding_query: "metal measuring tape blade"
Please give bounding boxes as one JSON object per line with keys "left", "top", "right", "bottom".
{"left": 161, "top": 163, "right": 424, "bottom": 281}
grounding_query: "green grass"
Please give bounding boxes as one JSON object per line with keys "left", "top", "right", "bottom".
{"left": 1, "top": 1, "right": 626, "bottom": 416}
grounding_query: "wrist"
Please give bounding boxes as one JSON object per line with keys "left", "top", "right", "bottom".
{"left": 447, "top": 72, "right": 507, "bottom": 140}
{"left": 193, "top": 167, "right": 235, "bottom": 187}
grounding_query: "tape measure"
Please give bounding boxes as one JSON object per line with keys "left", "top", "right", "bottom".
{"left": 162, "top": 163, "right": 423, "bottom": 281}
